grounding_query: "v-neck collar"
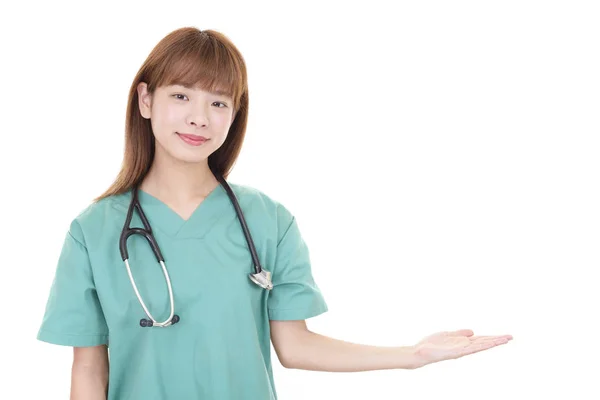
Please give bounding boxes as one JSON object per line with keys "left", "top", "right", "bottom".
{"left": 122, "top": 182, "right": 229, "bottom": 239}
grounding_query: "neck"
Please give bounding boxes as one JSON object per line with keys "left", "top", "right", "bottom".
{"left": 139, "top": 151, "right": 218, "bottom": 202}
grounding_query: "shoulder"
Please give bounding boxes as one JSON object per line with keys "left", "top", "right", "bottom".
{"left": 229, "top": 182, "right": 296, "bottom": 234}
{"left": 66, "top": 192, "right": 130, "bottom": 247}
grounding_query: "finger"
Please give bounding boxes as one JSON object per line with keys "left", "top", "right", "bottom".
{"left": 469, "top": 335, "right": 513, "bottom": 342}
{"left": 461, "top": 337, "right": 511, "bottom": 356}
{"left": 471, "top": 336, "right": 512, "bottom": 346}
{"left": 469, "top": 335, "right": 512, "bottom": 341}
{"left": 463, "top": 342, "right": 497, "bottom": 356}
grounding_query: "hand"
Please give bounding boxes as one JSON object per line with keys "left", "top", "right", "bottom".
{"left": 412, "top": 329, "right": 513, "bottom": 368}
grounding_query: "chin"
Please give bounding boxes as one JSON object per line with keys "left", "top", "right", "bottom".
{"left": 174, "top": 153, "right": 211, "bottom": 164}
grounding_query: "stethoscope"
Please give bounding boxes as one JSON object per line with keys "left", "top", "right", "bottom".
{"left": 119, "top": 174, "right": 273, "bottom": 328}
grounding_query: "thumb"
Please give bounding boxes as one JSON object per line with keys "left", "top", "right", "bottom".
{"left": 446, "top": 329, "right": 474, "bottom": 337}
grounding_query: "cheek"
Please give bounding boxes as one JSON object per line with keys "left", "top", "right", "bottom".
{"left": 215, "top": 116, "right": 230, "bottom": 132}
{"left": 215, "top": 112, "right": 234, "bottom": 133}
{"left": 163, "top": 106, "right": 180, "bottom": 126}
{"left": 151, "top": 107, "right": 179, "bottom": 136}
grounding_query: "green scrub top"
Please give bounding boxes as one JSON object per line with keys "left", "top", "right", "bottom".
{"left": 37, "top": 182, "right": 328, "bottom": 399}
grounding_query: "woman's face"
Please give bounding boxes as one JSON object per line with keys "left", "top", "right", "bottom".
{"left": 137, "top": 82, "right": 235, "bottom": 164}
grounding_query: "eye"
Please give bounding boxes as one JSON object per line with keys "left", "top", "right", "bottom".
{"left": 172, "top": 94, "right": 227, "bottom": 108}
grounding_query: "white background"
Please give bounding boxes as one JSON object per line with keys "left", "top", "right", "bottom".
{"left": 1, "top": 0, "right": 598, "bottom": 398}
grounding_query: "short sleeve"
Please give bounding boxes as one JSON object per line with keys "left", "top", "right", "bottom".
{"left": 267, "top": 212, "right": 328, "bottom": 321}
{"left": 37, "top": 221, "right": 109, "bottom": 347}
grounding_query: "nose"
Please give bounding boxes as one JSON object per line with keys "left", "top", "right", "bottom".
{"left": 186, "top": 108, "right": 209, "bottom": 128}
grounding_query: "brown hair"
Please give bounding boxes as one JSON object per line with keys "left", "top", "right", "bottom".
{"left": 94, "top": 27, "right": 249, "bottom": 202}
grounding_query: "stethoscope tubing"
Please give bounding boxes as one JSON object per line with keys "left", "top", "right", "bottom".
{"left": 118, "top": 174, "right": 271, "bottom": 328}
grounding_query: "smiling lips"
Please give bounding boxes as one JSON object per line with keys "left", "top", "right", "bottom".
{"left": 177, "top": 133, "right": 208, "bottom": 146}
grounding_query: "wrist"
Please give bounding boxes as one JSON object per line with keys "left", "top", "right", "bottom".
{"left": 393, "top": 345, "right": 423, "bottom": 370}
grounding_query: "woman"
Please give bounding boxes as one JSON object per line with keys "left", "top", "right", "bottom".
{"left": 37, "top": 27, "right": 513, "bottom": 399}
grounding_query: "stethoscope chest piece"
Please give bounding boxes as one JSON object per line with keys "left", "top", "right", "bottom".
{"left": 249, "top": 269, "right": 273, "bottom": 290}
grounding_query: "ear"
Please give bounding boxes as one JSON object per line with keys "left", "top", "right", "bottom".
{"left": 137, "top": 82, "right": 152, "bottom": 119}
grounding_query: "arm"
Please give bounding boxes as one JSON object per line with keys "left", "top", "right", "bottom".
{"left": 70, "top": 345, "right": 109, "bottom": 400}
{"left": 270, "top": 320, "right": 419, "bottom": 372}
{"left": 271, "top": 321, "right": 513, "bottom": 372}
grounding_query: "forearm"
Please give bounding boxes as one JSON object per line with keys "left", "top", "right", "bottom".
{"left": 70, "top": 364, "right": 108, "bottom": 400}
{"left": 284, "top": 331, "right": 419, "bottom": 372}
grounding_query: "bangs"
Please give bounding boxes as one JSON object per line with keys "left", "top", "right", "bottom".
{"left": 151, "top": 35, "right": 243, "bottom": 105}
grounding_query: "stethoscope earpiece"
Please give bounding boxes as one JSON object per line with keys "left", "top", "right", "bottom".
{"left": 140, "top": 318, "right": 153, "bottom": 328}
{"left": 140, "top": 315, "right": 180, "bottom": 328}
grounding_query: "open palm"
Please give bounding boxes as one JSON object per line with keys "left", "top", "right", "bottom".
{"left": 413, "top": 329, "right": 513, "bottom": 368}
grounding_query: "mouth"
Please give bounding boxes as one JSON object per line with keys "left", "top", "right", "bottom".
{"left": 177, "top": 133, "right": 209, "bottom": 146}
